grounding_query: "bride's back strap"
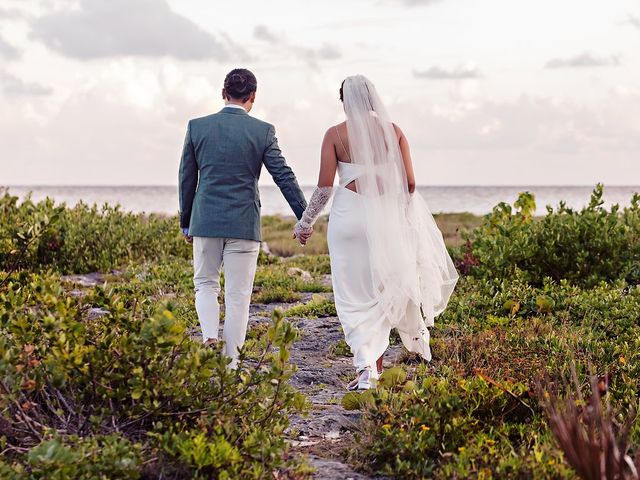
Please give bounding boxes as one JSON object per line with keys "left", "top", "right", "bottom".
{"left": 335, "top": 126, "right": 351, "bottom": 162}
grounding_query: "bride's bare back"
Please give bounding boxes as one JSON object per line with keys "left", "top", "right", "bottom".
{"left": 317, "top": 121, "right": 417, "bottom": 193}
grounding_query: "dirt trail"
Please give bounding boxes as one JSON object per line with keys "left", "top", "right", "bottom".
{"left": 250, "top": 296, "right": 396, "bottom": 480}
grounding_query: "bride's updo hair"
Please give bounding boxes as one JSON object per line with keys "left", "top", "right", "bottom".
{"left": 340, "top": 77, "right": 374, "bottom": 111}
{"left": 224, "top": 68, "right": 257, "bottom": 102}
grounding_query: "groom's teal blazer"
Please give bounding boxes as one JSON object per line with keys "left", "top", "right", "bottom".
{"left": 179, "top": 107, "right": 307, "bottom": 241}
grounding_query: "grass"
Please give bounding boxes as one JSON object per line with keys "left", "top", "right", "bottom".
{"left": 261, "top": 212, "right": 483, "bottom": 255}
{"left": 330, "top": 339, "right": 353, "bottom": 357}
{"left": 284, "top": 294, "right": 337, "bottom": 318}
{"left": 262, "top": 215, "right": 329, "bottom": 256}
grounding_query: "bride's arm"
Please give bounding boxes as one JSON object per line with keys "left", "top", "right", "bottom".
{"left": 394, "top": 124, "right": 416, "bottom": 193}
{"left": 293, "top": 129, "right": 337, "bottom": 243}
{"left": 317, "top": 128, "right": 338, "bottom": 187}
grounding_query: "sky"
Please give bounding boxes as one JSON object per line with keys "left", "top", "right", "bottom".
{"left": 0, "top": 0, "right": 639, "bottom": 186}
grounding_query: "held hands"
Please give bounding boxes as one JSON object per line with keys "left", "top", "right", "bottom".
{"left": 293, "top": 186, "right": 333, "bottom": 246}
{"left": 293, "top": 223, "right": 314, "bottom": 246}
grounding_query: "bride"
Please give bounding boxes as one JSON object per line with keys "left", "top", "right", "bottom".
{"left": 293, "top": 75, "right": 458, "bottom": 391}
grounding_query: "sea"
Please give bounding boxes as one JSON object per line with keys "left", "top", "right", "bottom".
{"left": 2, "top": 185, "right": 639, "bottom": 217}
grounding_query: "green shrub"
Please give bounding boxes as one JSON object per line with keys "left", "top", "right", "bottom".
{"left": 460, "top": 185, "right": 640, "bottom": 287}
{"left": 283, "top": 254, "right": 332, "bottom": 276}
{"left": 434, "top": 276, "right": 640, "bottom": 402}
{"left": 349, "top": 372, "right": 571, "bottom": 479}
{"left": 0, "top": 192, "right": 189, "bottom": 274}
{"left": 346, "top": 271, "right": 640, "bottom": 478}
{"left": 329, "top": 339, "right": 352, "bottom": 357}
{"left": 284, "top": 294, "right": 337, "bottom": 318}
{"left": 0, "top": 273, "right": 307, "bottom": 478}
{"left": 253, "top": 286, "right": 302, "bottom": 304}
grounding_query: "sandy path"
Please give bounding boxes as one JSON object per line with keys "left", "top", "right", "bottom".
{"left": 250, "top": 297, "right": 394, "bottom": 480}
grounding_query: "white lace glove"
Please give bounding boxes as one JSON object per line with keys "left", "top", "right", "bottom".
{"left": 294, "top": 186, "right": 333, "bottom": 240}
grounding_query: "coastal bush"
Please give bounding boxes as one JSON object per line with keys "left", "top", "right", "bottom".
{"left": 0, "top": 273, "right": 307, "bottom": 478}
{"left": 346, "top": 272, "right": 640, "bottom": 478}
{"left": 348, "top": 369, "right": 572, "bottom": 479}
{"left": 433, "top": 276, "right": 640, "bottom": 401}
{"left": 461, "top": 185, "right": 640, "bottom": 287}
{"left": 284, "top": 294, "right": 337, "bottom": 318}
{"left": 0, "top": 192, "right": 189, "bottom": 274}
{"left": 4, "top": 187, "right": 640, "bottom": 479}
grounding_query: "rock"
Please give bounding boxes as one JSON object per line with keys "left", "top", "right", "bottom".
{"left": 287, "top": 267, "right": 313, "bottom": 282}
{"left": 61, "top": 272, "right": 105, "bottom": 287}
{"left": 324, "top": 430, "right": 341, "bottom": 440}
{"left": 309, "top": 457, "right": 378, "bottom": 480}
{"left": 87, "top": 307, "right": 110, "bottom": 319}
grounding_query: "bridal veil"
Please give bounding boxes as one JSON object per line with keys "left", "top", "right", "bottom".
{"left": 341, "top": 75, "right": 459, "bottom": 331}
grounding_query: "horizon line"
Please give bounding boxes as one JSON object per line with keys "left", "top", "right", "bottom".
{"left": 3, "top": 184, "right": 640, "bottom": 189}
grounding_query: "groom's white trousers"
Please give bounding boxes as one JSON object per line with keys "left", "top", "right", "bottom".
{"left": 192, "top": 237, "right": 260, "bottom": 366}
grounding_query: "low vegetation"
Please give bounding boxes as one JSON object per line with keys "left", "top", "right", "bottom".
{"left": 0, "top": 191, "right": 308, "bottom": 479}
{"left": 1, "top": 185, "right": 638, "bottom": 479}
{"left": 344, "top": 186, "right": 640, "bottom": 478}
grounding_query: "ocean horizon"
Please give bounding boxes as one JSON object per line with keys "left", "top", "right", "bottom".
{"left": 3, "top": 184, "right": 639, "bottom": 217}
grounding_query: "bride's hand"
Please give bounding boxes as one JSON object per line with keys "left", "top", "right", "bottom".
{"left": 293, "top": 224, "right": 313, "bottom": 245}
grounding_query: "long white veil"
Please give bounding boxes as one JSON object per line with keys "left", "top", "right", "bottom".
{"left": 342, "top": 75, "right": 458, "bottom": 330}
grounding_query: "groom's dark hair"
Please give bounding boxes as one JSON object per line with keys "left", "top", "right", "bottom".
{"left": 224, "top": 68, "right": 257, "bottom": 102}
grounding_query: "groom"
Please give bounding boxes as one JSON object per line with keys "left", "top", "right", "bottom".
{"left": 179, "top": 68, "right": 307, "bottom": 366}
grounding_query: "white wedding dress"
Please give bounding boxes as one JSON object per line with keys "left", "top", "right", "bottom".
{"left": 328, "top": 161, "right": 457, "bottom": 373}
{"left": 296, "top": 75, "right": 459, "bottom": 380}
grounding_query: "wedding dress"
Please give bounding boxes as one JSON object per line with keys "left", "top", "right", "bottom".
{"left": 296, "top": 75, "right": 459, "bottom": 382}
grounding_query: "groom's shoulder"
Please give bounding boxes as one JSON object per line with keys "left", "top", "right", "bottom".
{"left": 186, "top": 114, "right": 217, "bottom": 134}
{"left": 248, "top": 115, "right": 273, "bottom": 131}
{"left": 189, "top": 113, "right": 217, "bottom": 126}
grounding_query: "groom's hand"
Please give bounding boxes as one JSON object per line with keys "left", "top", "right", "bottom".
{"left": 182, "top": 227, "right": 193, "bottom": 244}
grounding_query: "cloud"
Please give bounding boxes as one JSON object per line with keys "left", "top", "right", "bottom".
{"left": 293, "top": 44, "right": 341, "bottom": 67}
{"left": 1, "top": 72, "right": 52, "bottom": 96}
{"left": 392, "top": 93, "right": 640, "bottom": 156}
{"left": 253, "top": 24, "right": 340, "bottom": 66}
{"left": 30, "top": 0, "right": 231, "bottom": 60}
{"left": 381, "top": 0, "right": 441, "bottom": 6}
{"left": 392, "top": 94, "right": 639, "bottom": 186}
{"left": 545, "top": 52, "right": 620, "bottom": 68}
{"left": 402, "top": 0, "right": 441, "bottom": 5}
{"left": 0, "top": 35, "right": 20, "bottom": 59}
{"left": 413, "top": 65, "right": 481, "bottom": 80}
{"left": 0, "top": 69, "right": 214, "bottom": 186}
{"left": 253, "top": 25, "right": 279, "bottom": 44}
{"left": 629, "top": 15, "right": 640, "bottom": 29}
{"left": 0, "top": 7, "right": 25, "bottom": 19}
{"left": 314, "top": 44, "right": 341, "bottom": 60}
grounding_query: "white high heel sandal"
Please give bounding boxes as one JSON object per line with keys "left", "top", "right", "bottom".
{"left": 346, "top": 366, "right": 378, "bottom": 391}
